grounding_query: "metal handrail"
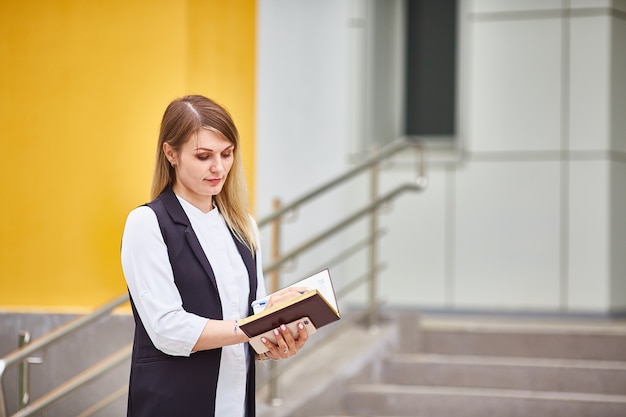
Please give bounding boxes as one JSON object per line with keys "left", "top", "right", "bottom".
{"left": 0, "top": 294, "right": 129, "bottom": 372}
{"left": 257, "top": 139, "right": 425, "bottom": 227}
{"left": 262, "top": 183, "right": 422, "bottom": 275}
{"left": 255, "top": 138, "right": 427, "bottom": 403}
{"left": 0, "top": 294, "right": 130, "bottom": 417}
{"left": 9, "top": 345, "right": 132, "bottom": 417}
{"left": 0, "top": 138, "right": 426, "bottom": 416}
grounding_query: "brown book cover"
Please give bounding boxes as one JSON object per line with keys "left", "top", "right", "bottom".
{"left": 239, "top": 289, "right": 340, "bottom": 338}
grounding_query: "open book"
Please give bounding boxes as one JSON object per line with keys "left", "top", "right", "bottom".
{"left": 239, "top": 269, "right": 340, "bottom": 354}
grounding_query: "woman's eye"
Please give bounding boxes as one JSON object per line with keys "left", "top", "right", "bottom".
{"left": 196, "top": 153, "right": 210, "bottom": 161}
{"left": 222, "top": 152, "right": 232, "bottom": 158}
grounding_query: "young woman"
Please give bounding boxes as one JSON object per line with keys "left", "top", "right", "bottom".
{"left": 121, "top": 95, "right": 308, "bottom": 417}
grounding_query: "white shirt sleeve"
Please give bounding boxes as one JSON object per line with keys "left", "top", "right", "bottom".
{"left": 121, "top": 206, "right": 208, "bottom": 357}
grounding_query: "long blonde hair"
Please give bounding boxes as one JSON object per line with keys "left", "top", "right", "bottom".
{"left": 151, "top": 95, "right": 257, "bottom": 252}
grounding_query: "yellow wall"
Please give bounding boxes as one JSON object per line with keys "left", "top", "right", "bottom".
{"left": 0, "top": 0, "right": 256, "bottom": 309}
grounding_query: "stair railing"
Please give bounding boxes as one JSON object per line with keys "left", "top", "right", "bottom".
{"left": 0, "top": 294, "right": 130, "bottom": 417}
{"left": 0, "top": 138, "right": 427, "bottom": 416}
{"left": 258, "top": 139, "right": 426, "bottom": 320}
{"left": 256, "top": 138, "right": 427, "bottom": 403}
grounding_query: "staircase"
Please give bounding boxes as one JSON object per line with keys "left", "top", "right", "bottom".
{"left": 263, "top": 311, "right": 626, "bottom": 417}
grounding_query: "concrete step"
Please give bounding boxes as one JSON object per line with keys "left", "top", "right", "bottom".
{"left": 416, "top": 316, "right": 626, "bottom": 361}
{"left": 256, "top": 314, "right": 399, "bottom": 417}
{"left": 257, "top": 312, "right": 626, "bottom": 417}
{"left": 383, "top": 353, "right": 626, "bottom": 395}
{"left": 343, "top": 384, "right": 626, "bottom": 417}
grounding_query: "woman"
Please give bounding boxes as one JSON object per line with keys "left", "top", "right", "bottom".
{"left": 121, "top": 95, "right": 308, "bottom": 417}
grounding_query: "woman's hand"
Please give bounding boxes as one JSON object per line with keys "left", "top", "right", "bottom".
{"left": 255, "top": 287, "right": 311, "bottom": 360}
{"left": 260, "top": 319, "right": 309, "bottom": 360}
{"left": 264, "top": 287, "right": 309, "bottom": 309}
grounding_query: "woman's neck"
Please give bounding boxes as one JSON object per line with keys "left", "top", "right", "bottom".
{"left": 172, "top": 184, "right": 214, "bottom": 213}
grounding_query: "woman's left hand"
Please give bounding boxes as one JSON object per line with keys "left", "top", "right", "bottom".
{"left": 261, "top": 319, "right": 309, "bottom": 360}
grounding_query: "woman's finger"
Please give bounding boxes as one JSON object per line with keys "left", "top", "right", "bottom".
{"left": 294, "top": 321, "right": 309, "bottom": 349}
{"left": 278, "top": 325, "right": 296, "bottom": 356}
{"left": 260, "top": 320, "right": 310, "bottom": 360}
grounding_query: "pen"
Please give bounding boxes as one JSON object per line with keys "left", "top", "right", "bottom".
{"left": 252, "top": 290, "right": 310, "bottom": 309}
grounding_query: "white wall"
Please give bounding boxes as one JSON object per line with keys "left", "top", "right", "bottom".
{"left": 256, "top": 0, "right": 626, "bottom": 314}
{"left": 256, "top": 0, "right": 354, "bottom": 209}
{"left": 256, "top": 0, "right": 354, "bottom": 289}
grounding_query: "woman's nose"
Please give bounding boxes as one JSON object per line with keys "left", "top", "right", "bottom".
{"left": 210, "top": 158, "right": 223, "bottom": 173}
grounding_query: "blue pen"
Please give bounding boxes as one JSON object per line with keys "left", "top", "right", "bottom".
{"left": 251, "top": 299, "right": 267, "bottom": 313}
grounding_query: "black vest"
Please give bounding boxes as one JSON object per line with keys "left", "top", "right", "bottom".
{"left": 127, "top": 187, "right": 257, "bottom": 417}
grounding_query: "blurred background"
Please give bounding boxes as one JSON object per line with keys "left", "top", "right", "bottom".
{"left": 1, "top": 0, "right": 625, "bottom": 416}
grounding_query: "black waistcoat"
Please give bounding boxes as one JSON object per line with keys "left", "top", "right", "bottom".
{"left": 127, "top": 187, "right": 257, "bottom": 417}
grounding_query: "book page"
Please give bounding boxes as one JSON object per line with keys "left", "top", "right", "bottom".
{"left": 290, "top": 269, "right": 337, "bottom": 312}
{"left": 252, "top": 269, "right": 337, "bottom": 314}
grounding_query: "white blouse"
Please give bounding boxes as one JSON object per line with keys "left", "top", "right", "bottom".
{"left": 121, "top": 196, "right": 266, "bottom": 417}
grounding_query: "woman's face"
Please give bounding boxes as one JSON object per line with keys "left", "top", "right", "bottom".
{"left": 165, "top": 128, "right": 234, "bottom": 211}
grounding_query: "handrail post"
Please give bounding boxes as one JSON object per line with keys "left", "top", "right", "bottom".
{"left": 268, "top": 198, "right": 283, "bottom": 406}
{"left": 0, "top": 372, "right": 5, "bottom": 417}
{"left": 18, "top": 331, "right": 30, "bottom": 410}
{"left": 415, "top": 144, "right": 428, "bottom": 188}
{"left": 368, "top": 160, "right": 379, "bottom": 330}
{"left": 17, "top": 331, "right": 43, "bottom": 411}
{"left": 269, "top": 198, "right": 281, "bottom": 296}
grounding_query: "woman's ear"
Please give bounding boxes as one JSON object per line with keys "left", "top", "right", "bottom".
{"left": 163, "top": 142, "right": 177, "bottom": 166}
